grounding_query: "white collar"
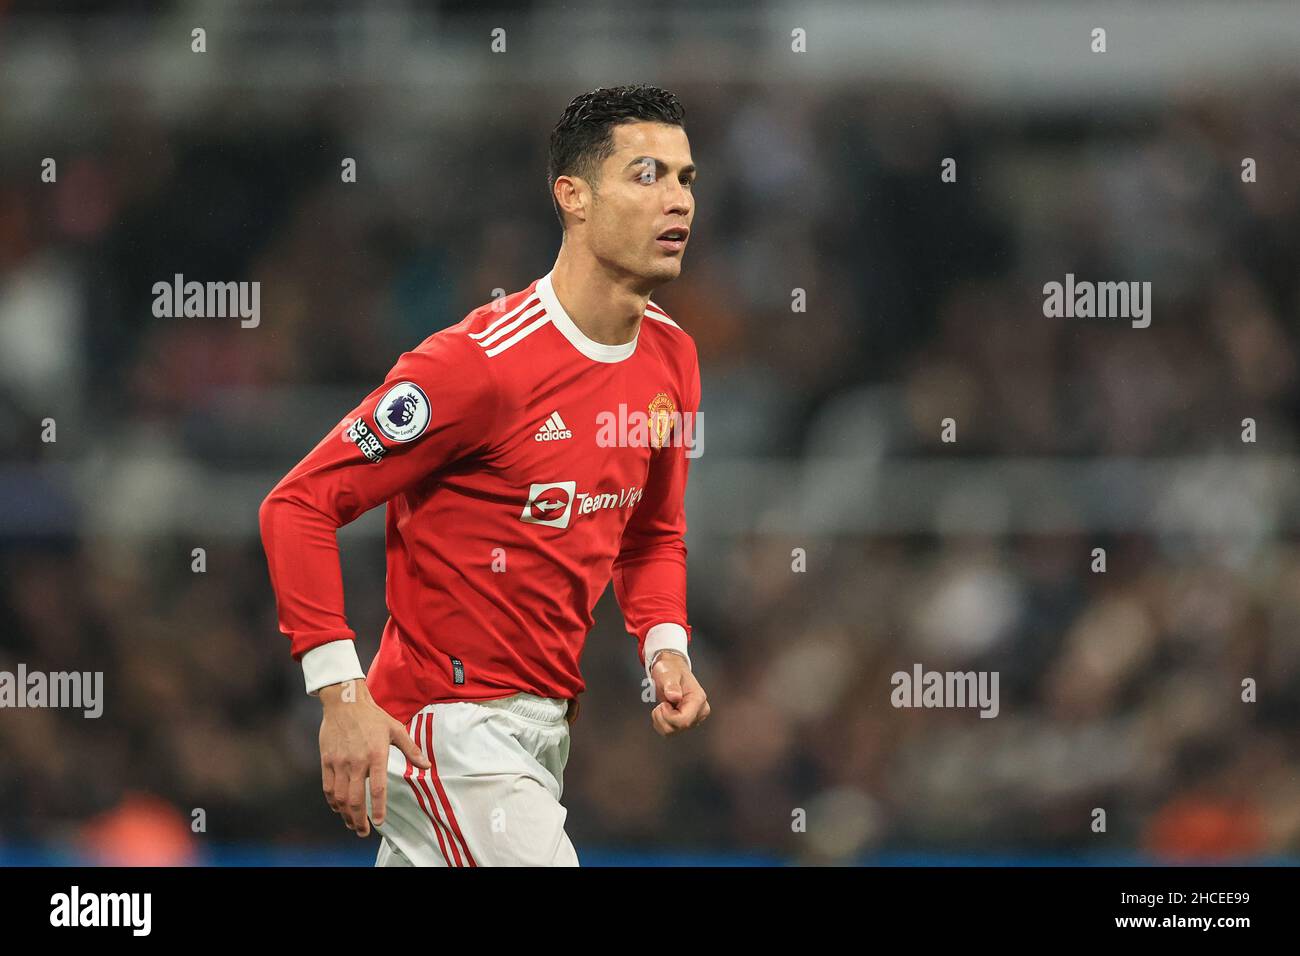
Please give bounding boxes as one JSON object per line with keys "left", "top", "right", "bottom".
{"left": 535, "top": 271, "right": 639, "bottom": 363}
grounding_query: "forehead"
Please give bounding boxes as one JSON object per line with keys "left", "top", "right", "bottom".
{"left": 605, "top": 121, "right": 692, "bottom": 163}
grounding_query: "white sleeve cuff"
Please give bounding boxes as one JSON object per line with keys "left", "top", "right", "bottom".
{"left": 644, "top": 623, "right": 691, "bottom": 683}
{"left": 301, "top": 640, "right": 366, "bottom": 695}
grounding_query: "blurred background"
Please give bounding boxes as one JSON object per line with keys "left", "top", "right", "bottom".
{"left": 2, "top": 0, "right": 1300, "bottom": 865}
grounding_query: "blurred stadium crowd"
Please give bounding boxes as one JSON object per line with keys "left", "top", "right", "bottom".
{"left": 3, "top": 4, "right": 1300, "bottom": 864}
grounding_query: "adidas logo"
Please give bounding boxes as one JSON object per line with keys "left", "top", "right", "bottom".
{"left": 534, "top": 411, "right": 573, "bottom": 442}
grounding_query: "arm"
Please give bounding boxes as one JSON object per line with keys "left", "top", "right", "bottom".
{"left": 611, "top": 346, "right": 710, "bottom": 735}
{"left": 259, "top": 332, "right": 500, "bottom": 833}
{"left": 260, "top": 333, "right": 500, "bottom": 683}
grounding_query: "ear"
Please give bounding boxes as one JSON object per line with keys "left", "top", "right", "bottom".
{"left": 554, "top": 174, "right": 588, "bottom": 226}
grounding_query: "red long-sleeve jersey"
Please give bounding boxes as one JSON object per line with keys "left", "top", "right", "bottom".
{"left": 259, "top": 271, "right": 699, "bottom": 723}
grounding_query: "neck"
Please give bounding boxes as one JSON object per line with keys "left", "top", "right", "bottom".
{"left": 548, "top": 241, "right": 651, "bottom": 346}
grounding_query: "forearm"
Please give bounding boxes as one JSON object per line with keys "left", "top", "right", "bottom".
{"left": 613, "top": 541, "right": 692, "bottom": 679}
{"left": 259, "top": 489, "right": 365, "bottom": 692}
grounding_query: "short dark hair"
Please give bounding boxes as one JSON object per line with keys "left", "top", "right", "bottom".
{"left": 547, "top": 85, "right": 686, "bottom": 229}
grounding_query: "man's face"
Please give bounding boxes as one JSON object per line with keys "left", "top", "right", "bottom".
{"left": 581, "top": 121, "right": 696, "bottom": 288}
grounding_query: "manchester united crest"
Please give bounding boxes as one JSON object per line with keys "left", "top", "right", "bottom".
{"left": 648, "top": 392, "right": 675, "bottom": 448}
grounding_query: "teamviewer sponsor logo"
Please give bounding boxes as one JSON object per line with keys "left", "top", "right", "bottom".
{"left": 576, "top": 485, "right": 643, "bottom": 515}
{"left": 520, "top": 481, "right": 576, "bottom": 528}
{"left": 519, "top": 481, "right": 644, "bottom": 529}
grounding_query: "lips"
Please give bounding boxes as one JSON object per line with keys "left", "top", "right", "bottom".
{"left": 656, "top": 226, "right": 689, "bottom": 253}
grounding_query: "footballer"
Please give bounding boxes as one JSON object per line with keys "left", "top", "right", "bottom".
{"left": 259, "top": 85, "right": 709, "bottom": 866}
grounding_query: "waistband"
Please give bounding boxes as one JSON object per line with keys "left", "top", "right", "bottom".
{"left": 475, "top": 692, "right": 571, "bottom": 725}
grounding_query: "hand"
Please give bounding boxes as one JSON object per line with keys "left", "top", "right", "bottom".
{"left": 318, "top": 679, "right": 430, "bottom": 837}
{"left": 649, "top": 650, "right": 710, "bottom": 736}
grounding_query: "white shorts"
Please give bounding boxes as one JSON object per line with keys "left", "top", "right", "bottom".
{"left": 366, "top": 692, "right": 580, "bottom": 867}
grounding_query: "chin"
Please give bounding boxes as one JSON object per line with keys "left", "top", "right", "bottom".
{"left": 646, "top": 257, "right": 684, "bottom": 285}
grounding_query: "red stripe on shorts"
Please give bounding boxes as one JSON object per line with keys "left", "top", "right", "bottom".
{"left": 403, "top": 712, "right": 454, "bottom": 866}
{"left": 415, "top": 712, "right": 465, "bottom": 867}
{"left": 425, "top": 707, "right": 477, "bottom": 867}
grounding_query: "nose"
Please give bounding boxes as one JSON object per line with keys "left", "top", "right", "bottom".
{"left": 665, "top": 183, "right": 691, "bottom": 218}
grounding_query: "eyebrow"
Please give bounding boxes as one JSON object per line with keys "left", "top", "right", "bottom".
{"left": 625, "top": 156, "right": 698, "bottom": 180}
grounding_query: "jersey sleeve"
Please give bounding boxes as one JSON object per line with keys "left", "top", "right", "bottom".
{"left": 611, "top": 342, "right": 701, "bottom": 683}
{"left": 258, "top": 331, "right": 500, "bottom": 692}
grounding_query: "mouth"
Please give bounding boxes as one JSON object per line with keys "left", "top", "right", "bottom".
{"left": 655, "top": 226, "right": 689, "bottom": 254}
